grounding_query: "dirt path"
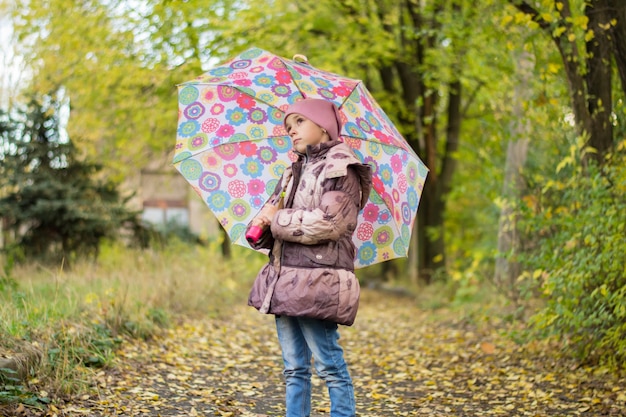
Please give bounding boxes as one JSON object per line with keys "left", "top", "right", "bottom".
{"left": 50, "top": 291, "right": 625, "bottom": 416}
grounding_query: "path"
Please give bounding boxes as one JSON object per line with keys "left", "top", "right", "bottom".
{"left": 52, "top": 291, "right": 625, "bottom": 416}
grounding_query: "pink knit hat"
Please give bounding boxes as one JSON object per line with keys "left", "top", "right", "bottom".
{"left": 283, "top": 98, "right": 343, "bottom": 141}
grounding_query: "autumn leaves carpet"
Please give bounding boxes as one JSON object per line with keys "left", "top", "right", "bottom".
{"left": 49, "top": 290, "right": 626, "bottom": 416}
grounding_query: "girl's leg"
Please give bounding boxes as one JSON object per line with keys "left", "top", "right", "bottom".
{"left": 299, "top": 317, "right": 356, "bottom": 417}
{"left": 275, "top": 315, "right": 313, "bottom": 417}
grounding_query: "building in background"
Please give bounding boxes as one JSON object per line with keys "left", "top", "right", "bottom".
{"left": 134, "top": 152, "right": 220, "bottom": 240}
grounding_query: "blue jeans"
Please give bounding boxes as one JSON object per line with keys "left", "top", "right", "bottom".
{"left": 275, "top": 315, "right": 356, "bottom": 417}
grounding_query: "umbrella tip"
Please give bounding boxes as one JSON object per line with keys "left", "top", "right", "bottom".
{"left": 293, "top": 54, "right": 309, "bottom": 64}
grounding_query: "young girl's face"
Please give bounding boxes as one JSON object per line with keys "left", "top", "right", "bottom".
{"left": 284, "top": 113, "right": 329, "bottom": 154}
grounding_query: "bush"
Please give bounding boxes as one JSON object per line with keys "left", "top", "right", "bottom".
{"left": 0, "top": 241, "right": 266, "bottom": 401}
{"left": 520, "top": 142, "right": 626, "bottom": 371}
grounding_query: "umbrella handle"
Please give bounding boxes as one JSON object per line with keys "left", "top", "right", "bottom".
{"left": 292, "top": 54, "right": 309, "bottom": 65}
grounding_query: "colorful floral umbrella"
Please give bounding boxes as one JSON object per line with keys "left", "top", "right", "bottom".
{"left": 173, "top": 47, "right": 428, "bottom": 268}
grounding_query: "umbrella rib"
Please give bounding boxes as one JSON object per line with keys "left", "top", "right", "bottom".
{"left": 340, "top": 135, "right": 422, "bottom": 158}
{"left": 279, "top": 57, "right": 310, "bottom": 100}
{"left": 280, "top": 58, "right": 363, "bottom": 108}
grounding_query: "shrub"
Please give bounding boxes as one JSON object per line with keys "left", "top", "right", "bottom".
{"left": 520, "top": 142, "right": 626, "bottom": 371}
{"left": 0, "top": 241, "right": 265, "bottom": 401}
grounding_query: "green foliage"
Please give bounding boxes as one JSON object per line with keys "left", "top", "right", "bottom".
{"left": 0, "top": 250, "right": 20, "bottom": 293}
{"left": 3, "top": 0, "right": 625, "bottom": 378}
{"left": 6, "top": 0, "right": 230, "bottom": 177}
{"left": 0, "top": 241, "right": 263, "bottom": 399}
{"left": 520, "top": 141, "right": 626, "bottom": 371}
{"left": 145, "top": 219, "right": 204, "bottom": 248}
{"left": 0, "top": 378, "right": 43, "bottom": 409}
{"left": 0, "top": 92, "right": 143, "bottom": 264}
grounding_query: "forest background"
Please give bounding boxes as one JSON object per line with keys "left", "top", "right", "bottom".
{"left": 0, "top": 0, "right": 625, "bottom": 408}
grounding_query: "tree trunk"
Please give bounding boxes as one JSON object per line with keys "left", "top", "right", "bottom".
{"left": 415, "top": 80, "right": 462, "bottom": 284}
{"left": 401, "top": 0, "right": 463, "bottom": 284}
{"left": 512, "top": 0, "right": 616, "bottom": 161}
{"left": 495, "top": 52, "right": 532, "bottom": 300}
{"left": 408, "top": 220, "right": 419, "bottom": 285}
{"left": 585, "top": 0, "right": 614, "bottom": 162}
{"left": 220, "top": 227, "right": 231, "bottom": 259}
{"left": 416, "top": 87, "right": 442, "bottom": 284}
{"left": 0, "top": 218, "right": 6, "bottom": 250}
{"left": 553, "top": 1, "right": 594, "bottom": 145}
{"left": 608, "top": 0, "right": 626, "bottom": 98}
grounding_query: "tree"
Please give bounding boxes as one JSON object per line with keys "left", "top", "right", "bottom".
{"left": 0, "top": 92, "right": 142, "bottom": 264}
{"left": 210, "top": 0, "right": 503, "bottom": 283}
{"left": 494, "top": 51, "right": 532, "bottom": 301}
{"left": 510, "top": 0, "right": 625, "bottom": 162}
{"left": 5, "top": 0, "right": 541, "bottom": 282}
{"left": 5, "top": 0, "right": 226, "bottom": 176}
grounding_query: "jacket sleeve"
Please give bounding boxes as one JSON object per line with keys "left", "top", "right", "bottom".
{"left": 246, "top": 172, "right": 286, "bottom": 250}
{"left": 270, "top": 166, "right": 362, "bottom": 245}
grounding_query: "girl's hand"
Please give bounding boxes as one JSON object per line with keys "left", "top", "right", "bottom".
{"left": 252, "top": 204, "right": 278, "bottom": 227}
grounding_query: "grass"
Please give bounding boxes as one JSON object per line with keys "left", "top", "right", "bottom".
{"left": 1, "top": 240, "right": 511, "bottom": 409}
{"left": 0, "top": 239, "right": 267, "bottom": 405}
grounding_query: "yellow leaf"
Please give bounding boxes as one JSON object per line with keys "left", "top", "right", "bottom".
{"left": 556, "top": 156, "right": 573, "bottom": 173}
{"left": 568, "top": 33, "right": 576, "bottom": 42}
{"left": 514, "top": 12, "right": 528, "bottom": 24}
{"left": 480, "top": 342, "right": 496, "bottom": 354}
{"left": 571, "top": 15, "right": 588, "bottom": 29}
{"left": 553, "top": 26, "right": 567, "bottom": 37}
{"left": 564, "top": 239, "right": 578, "bottom": 250}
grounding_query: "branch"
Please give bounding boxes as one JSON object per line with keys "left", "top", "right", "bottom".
{"left": 509, "top": 0, "right": 551, "bottom": 31}
{"left": 511, "top": 0, "right": 591, "bottom": 136}
{"left": 461, "top": 79, "right": 485, "bottom": 119}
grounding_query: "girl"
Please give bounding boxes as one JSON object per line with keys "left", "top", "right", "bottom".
{"left": 247, "top": 98, "right": 372, "bottom": 417}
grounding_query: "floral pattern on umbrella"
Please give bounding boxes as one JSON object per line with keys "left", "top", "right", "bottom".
{"left": 173, "top": 47, "right": 428, "bottom": 268}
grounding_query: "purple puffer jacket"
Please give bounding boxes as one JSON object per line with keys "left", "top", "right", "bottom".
{"left": 247, "top": 140, "right": 372, "bottom": 325}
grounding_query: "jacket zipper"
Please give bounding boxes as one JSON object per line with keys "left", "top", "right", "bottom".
{"left": 279, "top": 150, "right": 309, "bottom": 271}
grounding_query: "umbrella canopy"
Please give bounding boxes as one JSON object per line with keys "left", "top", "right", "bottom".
{"left": 173, "top": 47, "right": 428, "bottom": 268}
